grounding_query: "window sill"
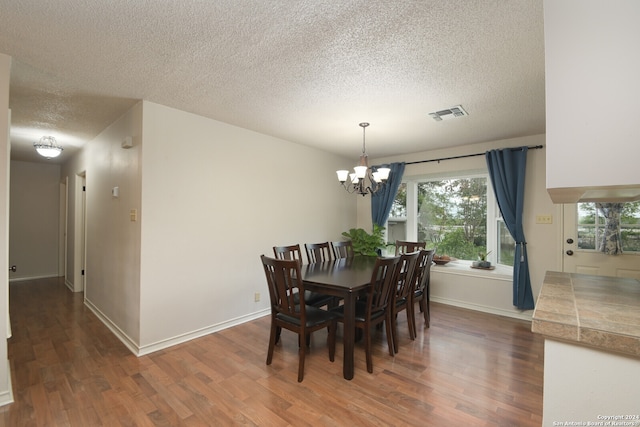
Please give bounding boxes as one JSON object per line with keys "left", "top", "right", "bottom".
{"left": 431, "top": 259, "right": 512, "bottom": 281}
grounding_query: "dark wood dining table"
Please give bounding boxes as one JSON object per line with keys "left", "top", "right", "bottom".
{"left": 300, "top": 255, "right": 378, "bottom": 380}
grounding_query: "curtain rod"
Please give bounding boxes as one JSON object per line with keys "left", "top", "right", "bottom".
{"left": 405, "top": 144, "right": 544, "bottom": 166}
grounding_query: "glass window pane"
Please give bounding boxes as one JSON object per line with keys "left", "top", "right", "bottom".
{"left": 498, "top": 220, "right": 515, "bottom": 266}
{"left": 416, "top": 177, "right": 487, "bottom": 261}
{"left": 577, "top": 225, "right": 596, "bottom": 250}
{"left": 577, "top": 201, "right": 640, "bottom": 252}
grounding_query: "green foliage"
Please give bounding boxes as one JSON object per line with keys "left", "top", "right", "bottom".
{"left": 435, "top": 228, "right": 479, "bottom": 260}
{"left": 341, "top": 224, "right": 386, "bottom": 256}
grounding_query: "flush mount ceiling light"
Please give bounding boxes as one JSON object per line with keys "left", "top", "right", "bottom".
{"left": 34, "top": 135, "right": 63, "bottom": 159}
{"left": 336, "top": 123, "right": 391, "bottom": 196}
{"left": 428, "top": 105, "right": 468, "bottom": 121}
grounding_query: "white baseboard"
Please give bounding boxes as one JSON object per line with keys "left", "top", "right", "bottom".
{"left": 9, "top": 274, "right": 60, "bottom": 283}
{"left": 431, "top": 296, "right": 533, "bottom": 322}
{"left": 84, "top": 298, "right": 140, "bottom": 355}
{"left": 137, "top": 309, "right": 271, "bottom": 356}
{"left": 0, "top": 360, "right": 14, "bottom": 408}
{"left": 84, "top": 298, "right": 271, "bottom": 357}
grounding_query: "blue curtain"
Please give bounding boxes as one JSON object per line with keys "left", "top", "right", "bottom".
{"left": 486, "top": 147, "right": 534, "bottom": 310}
{"left": 371, "top": 162, "right": 405, "bottom": 227}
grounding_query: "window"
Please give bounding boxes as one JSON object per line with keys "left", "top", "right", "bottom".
{"left": 576, "top": 202, "right": 640, "bottom": 252}
{"left": 388, "top": 172, "right": 514, "bottom": 266}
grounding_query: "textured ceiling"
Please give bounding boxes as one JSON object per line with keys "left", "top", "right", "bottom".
{"left": 0, "top": 0, "right": 545, "bottom": 164}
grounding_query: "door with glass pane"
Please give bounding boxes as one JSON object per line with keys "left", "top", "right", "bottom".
{"left": 562, "top": 202, "right": 640, "bottom": 279}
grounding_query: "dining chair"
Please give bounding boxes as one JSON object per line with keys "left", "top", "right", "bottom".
{"left": 412, "top": 249, "right": 436, "bottom": 330}
{"left": 390, "top": 251, "right": 420, "bottom": 353}
{"left": 331, "top": 240, "right": 355, "bottom": 259}
{"left": 304, "top": 242, "right": 333, "bottom": 264}
{"left": 330, "top": 256, "right": 400, "bottom": 373}
{"left": 395, "top": 240, "right": 427, "bottom": 255}
{"left": 273, "top": 244, "right": 334, "bottom": 309}
{"left": 273, "top": 244, "right": 304, "bottom": 261}
{"left": 261, "top": 255, "right": 338, "bottom": 382}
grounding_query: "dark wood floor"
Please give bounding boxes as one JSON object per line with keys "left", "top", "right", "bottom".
{"left": 1, "top": 277, "right": 544, "bottom": 426}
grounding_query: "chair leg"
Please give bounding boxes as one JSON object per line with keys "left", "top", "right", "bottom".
{"left": 419, "top": 298, "right": 428, "bottom": 327}
{"left": 275, "top": 325, "right": 282, "bottom": 344}
{"left": 390, "top": 312, "right": 398, "bottom": 355}
{"left": 386, "top": 317, "right": 397, "bottom": 356}
{"left": 406, "top": 306, "right": 416, "bottom": 340}
{"left": 364, "top": 326, "right": 373, "bottom": 373}
{"left": 297, "top": 335, "right": 306, "bottom": 382}
{"left": 426, "top": 284, "right": 431, "bottom": 327}
{"left": 267, "top": 321, "right": 277, "bottom": 365}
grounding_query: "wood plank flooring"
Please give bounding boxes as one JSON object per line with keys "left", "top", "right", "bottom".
{"left": 1, "top": 277, "right": 543, "bottom": 426}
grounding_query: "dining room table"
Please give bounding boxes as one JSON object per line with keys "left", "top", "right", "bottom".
{"left": 300, "top": 255, "right": 379, "bottom": 380}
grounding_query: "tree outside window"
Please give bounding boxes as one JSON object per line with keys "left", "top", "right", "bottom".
{"left": 577, "top": 202, "right": 640, "bottom": 252}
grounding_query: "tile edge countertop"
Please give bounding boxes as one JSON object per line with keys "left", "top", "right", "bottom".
{"left": 531, "top": 271, "right": 640, "bottom": 358}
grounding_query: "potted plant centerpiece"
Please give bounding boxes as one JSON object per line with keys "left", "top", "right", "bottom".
{"left": 341, "top": 224, "right": 386, "bottom": 256}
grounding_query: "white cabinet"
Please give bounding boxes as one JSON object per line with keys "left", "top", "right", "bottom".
{"left": 544, "top": 0, "right": 640, "bottom": 203}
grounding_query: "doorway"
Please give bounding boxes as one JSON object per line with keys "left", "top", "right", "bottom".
{"left": 71, "top": 172, "right": 87, "bottom": 293}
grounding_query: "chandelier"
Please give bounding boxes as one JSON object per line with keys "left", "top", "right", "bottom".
{"left": 34, "top": 136, "right": 63, "bottom": 159}
{"left": 336, "top": 123, "right": 390, "bottom": 196}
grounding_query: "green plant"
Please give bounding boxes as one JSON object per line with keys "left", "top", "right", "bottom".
{"left": 478, "top": 250, "right": 492, "bottom": 261}
{"left": 341, "top": 224, "right": 386, "bottom": 256}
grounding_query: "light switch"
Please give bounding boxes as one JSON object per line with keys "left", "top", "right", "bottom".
{"left": 535, "top": 214, "right": 553, "bottom": 224}
{"left": 130, "top": 209, "right": 137, "bottom": 222}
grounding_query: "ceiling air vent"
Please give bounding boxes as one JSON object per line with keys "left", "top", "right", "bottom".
{"left": 428, "top": 105, "right": 468, "bottom": 121}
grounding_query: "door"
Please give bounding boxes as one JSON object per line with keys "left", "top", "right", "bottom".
{"left": 562, "top": 203, "right": 640, "bottom": 279}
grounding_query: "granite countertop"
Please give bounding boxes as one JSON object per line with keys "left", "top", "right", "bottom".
{"left": 532, "top": 271, "right": 640, "bottom": 358}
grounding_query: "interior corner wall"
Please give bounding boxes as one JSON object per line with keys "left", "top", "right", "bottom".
{"left": 138, "top": 101, "right": 356, "bottom": 350}
{"left": 61, "top": 101, "right": 143, "bottom": 348}
{"left": 9, "top": 161, "right": 61, "bottom": 281}
{"left": 367, "top": 134, "right": 561, "bottom": 318}
{"left": 0, "top": 52, "right": 13, "bottom": 405}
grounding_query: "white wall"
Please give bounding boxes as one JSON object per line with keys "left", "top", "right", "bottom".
{"left": 367, "top": 134, "right": 561, "bottom": 319}
{"left": 0, "top": 53, "right": 13, "bottom": 405}
{"left": 61, "top": 102, "right": 143, "bottom": 348}
{"left": 9, "top": 161, "right": 61, "bottom": 281}
{"left": 138, "top": 101, "right": 356, "bottom": 352}
{"left": 62, "top": 100, "right": 356, "bottom": 354}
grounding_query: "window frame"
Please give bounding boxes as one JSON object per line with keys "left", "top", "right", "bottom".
{"left": 388, "top": 169, "right": 506, "bottom": 266}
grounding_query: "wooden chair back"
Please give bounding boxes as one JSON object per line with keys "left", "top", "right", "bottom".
{"left": 273, "top": 244, "right": 303, "bottom": 262}
{"left": 304, "top": 242, "right": 333, "bottom": 264}
{"left": 414, "top": 249, "right": 435, "bottom": 297}
{"left": 395, "top": 240, "right": 427, "bottom": 255}
{"left": 412, "top": 249, "right": 436, "bottom": 329}
{"left": 365, "top": 256, "right": 401, "bottom": 321}
{"left": 390, "top": 251, "right": 421, "bottom": 350}
{"left": 396, "top": 251, "right": 421, "bottom": 304}
{"left": 331, "top": 240, "right": 355, "bottom": 259}
{"left": 261, "top": 255, "right": 304, "bottom": 320}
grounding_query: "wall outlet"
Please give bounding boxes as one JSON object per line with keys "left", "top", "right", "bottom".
{"left": 254, "top": 292, "right": 260, "bottom": 302}
{"left": 536, "top": 214, "right": 553, "bottom": 224}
